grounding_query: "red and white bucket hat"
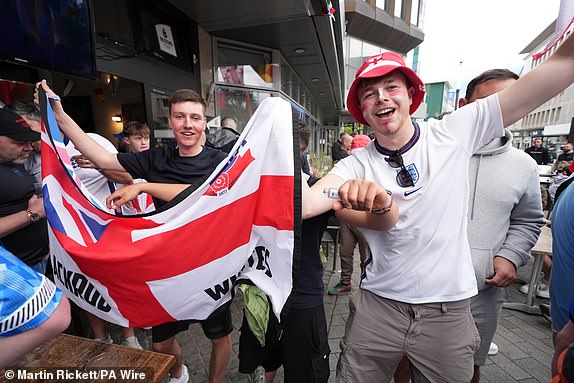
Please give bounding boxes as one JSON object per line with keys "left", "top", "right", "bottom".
{"left": 346, "top": 51, "right": 425, "bottom": 126}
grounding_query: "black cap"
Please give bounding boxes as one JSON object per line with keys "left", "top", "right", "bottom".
{"left": 0, "top": 108, "right": 40, "bottom": 141}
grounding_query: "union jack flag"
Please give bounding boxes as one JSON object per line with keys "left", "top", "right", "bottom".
{"left": 39, "top": 90, "right": 297, "bottom": 328}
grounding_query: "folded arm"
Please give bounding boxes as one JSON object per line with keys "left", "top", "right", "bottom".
{"left": 0, "top": 195, "right": 45, "bottom": 238}
{"left": 303, "top": 174, "right": 398, "bottom": 231}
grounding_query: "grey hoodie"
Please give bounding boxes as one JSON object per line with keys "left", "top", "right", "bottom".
{"left": 468, "top": 129, "right": 545, "bottom": 289}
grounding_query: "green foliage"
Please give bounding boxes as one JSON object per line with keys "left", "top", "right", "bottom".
{"left": 308, "top": 151, "right": 333, "bottom": 177}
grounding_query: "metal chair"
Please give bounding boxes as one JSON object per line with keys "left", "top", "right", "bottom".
{"left": 321, "top": 216, "right": 340, "bottom": 272}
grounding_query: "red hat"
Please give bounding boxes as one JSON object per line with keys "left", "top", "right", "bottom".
{"left": 350, "top": 134, "right": 371, "bottom": 151}
{"left": 346, "top": 52, "right": 425, "bottom": 126}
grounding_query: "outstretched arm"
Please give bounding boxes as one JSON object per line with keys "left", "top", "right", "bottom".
{"left": 35, "top": 80, "right": 125, "bottom": 172}
{"left": 499, "top": 32, "right": 574, "bottom": 127}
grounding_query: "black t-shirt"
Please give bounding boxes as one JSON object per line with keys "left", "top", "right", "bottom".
{"left": 117, "top": 146, "right": 227, "bottom": 208}
{"left": 525, "top": 145, "right": 550, "bottom": 165}
{"left": 291, "top": 210, "right": 333, "bottom": 309}
{"left": 0, "top": 164, "right": 48, "bottom": 266}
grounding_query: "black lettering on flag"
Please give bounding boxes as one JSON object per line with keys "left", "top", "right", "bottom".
{"left": 72, "top": 273, "right": 88, "bottom": 297}
{"left": 63, "top": 269, "right": 74, "bottom": 292}
{"left": 53, "top": 260, "right": 112, "bottom": 312}
{"left": 205, "top": 279, "right": 231, "bottom": 301}
{"left": 254, "top": 246, "right": 272, "bottom": 278}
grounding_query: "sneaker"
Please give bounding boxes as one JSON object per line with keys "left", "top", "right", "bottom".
{"left": 121, "top": 336, "right": 143, "bottom": 349}
{"left": 488, "top": 342, "right": 499, "bottom": 356}
{"left": 94, "top": 333, "right": 113, "bottom": 344}
{"left": 537, "top": 281, "right": 550, "bottom": 299}
{"left": 519, "top": 283, "right": 530, "bottom": 294}
{"left": 250, "top": 366, "right": 265, "bottom": 383}
{"left": 519, "top": 280, "right": 550, "bottom": 298}
{"left": 168, "top": 365, "right": 189, "bottom": 383}
{"left": 328, "top": 281, "right": 351, "bottom": 295}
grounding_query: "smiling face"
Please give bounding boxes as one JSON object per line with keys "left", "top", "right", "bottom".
{"left": 357, "top": 71, "right": 414, "bottom": 139}
{"left": 168, "top": 101, "right": 206, "bottom": 156}
{"left": 0, "top": 135, "right": 33, "bottom": 164}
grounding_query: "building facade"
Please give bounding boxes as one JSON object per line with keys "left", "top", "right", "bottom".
{"left": 509, "top": 19, "right": 574, "bottom": 158}
{"left": 0, "top": 0, "right": 425, "bottom": 156}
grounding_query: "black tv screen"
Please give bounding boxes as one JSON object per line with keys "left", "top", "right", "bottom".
{"left": 0, "top": 0, "right": 96, "bottom": 78}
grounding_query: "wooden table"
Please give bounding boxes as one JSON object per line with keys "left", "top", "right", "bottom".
{"left": 0, "top": 334, "right": 175, "bottom": 383}
{"left": 503, "top": 225, "right": 552, "bottom": 315}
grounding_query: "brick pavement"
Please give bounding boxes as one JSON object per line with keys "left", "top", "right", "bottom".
{"left": 112, "top": 247, "right": 554, "bottom": 383}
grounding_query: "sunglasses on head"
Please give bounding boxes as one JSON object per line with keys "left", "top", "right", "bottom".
{"left": 385, "top": 150, "right": 415, "bottom": 187}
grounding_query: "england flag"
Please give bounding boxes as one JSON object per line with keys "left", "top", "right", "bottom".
{"left": 39, "top": 90, "right": 298, "bottom": 328}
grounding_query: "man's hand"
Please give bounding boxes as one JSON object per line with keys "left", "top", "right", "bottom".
{"left": 72, "top": 155, "right": 98, "bottom": 169}
{"left": 34, "top": 80, "right": 64, "bottom": 114}
{"left": 485, "top": 256, "right": 517, "bottom": 287}
{"left": 106, "top": 184, "right": 141, "bottom": 211}
{"left": 335, "top": 179, "right": 391, "bottom": 212}
{"left": 27, "top": 195, "right": 46, "bottom": 219}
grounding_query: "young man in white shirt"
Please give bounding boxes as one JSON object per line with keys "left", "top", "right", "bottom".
{"left": 302, "top": 31, "right": 574, "bottom": 382}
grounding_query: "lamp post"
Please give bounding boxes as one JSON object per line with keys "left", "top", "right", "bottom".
{"left": 454, "top": 60, "right": 463, "bottom": 110}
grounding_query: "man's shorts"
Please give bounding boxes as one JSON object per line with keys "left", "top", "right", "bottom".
{"left": 0, "top": 247, "right": 63, "bottom": 336}
{"left": 239, "top": 304, "right": 330, "bottom": 383}
{"left": 238, "top": 308, "right": 283, "bottom": 374}
{"left": 151, "top": 302, "right": 233, "bottom": 343}
{"left": 337, "top": 289, "right": 480, "bottom": 383}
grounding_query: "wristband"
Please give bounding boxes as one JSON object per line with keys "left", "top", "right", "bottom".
{"left": 26, "top": 209, "right": 41, "bottom": 223}
{"left": 371, "top": 190, "right": 393, "bottom": 214}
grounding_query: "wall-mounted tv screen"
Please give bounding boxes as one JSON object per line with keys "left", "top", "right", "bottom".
{"left": 0, "top": 0, "right": 96, "bottom": 78}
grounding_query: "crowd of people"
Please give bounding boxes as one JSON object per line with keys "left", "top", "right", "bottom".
{"left": 1, "top": 21, "right": 574, "bottom": 383}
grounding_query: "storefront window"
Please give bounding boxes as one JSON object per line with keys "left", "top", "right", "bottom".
{"left": 213, "top": 38, "right": 321, "bottom": 151}
{"left": 214, "top": 86, "right": 273, "bottom": 132}
{"left": 216, "top": 42, "right": 273, "bottom": 89}
{"left": 148, "top": 88, "right": 174, "bottom": 147}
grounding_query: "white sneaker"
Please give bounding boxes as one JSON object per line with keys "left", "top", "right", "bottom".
{"left": 537, "top": 281, "right": 550, "bottom": 298}
{"left": 94, "top": 333, "right": 113, "bottom": 344}
{"left": 488, "top": 342, "right": 499, "bottom": 356}
{"left": 519, "top": 279, "right": 550, "bottom": 298}
{"left": 168, "top": 365, "right": 189, "bottom": 383}
{"left": 121, "top": 336, "right": 143, "bottom": 350}
{"left": 519, "top": 283, "right": 530, "bottom": 294}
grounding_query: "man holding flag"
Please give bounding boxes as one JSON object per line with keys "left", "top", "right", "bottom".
{"left": 38, "top": 76, "right": 400, "bottom": 383}
{"left": 36, "top": 84, "right": 230, "bottom": 383}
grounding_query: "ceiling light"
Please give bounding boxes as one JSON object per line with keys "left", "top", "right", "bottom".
{"left": 311, "top": 78, "right": 320, "bottom": 82}
{"left": 294, "top": 48, "right": 306, "bottom": 54}
{"left": 112, "top": 114, "right": 122, "bottom": 123}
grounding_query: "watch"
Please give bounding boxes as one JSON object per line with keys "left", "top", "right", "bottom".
{"left": 26, "top": 209, "right": 41, "bottom": 223}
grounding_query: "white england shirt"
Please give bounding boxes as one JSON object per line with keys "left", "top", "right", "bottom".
{"left": 330, "top": 94, "right": 504, "bottom": 303}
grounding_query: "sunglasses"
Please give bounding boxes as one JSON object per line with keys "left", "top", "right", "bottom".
{"left": 385, "top": 150, "right": 415, "bottom": 187}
